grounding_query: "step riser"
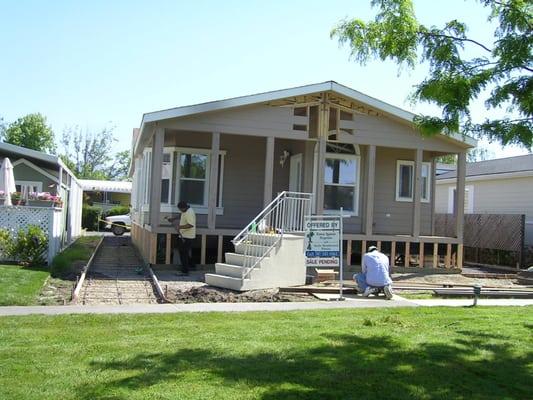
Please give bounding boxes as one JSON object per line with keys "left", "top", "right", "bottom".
{"left": 234, "top": 243, "right": 270, "bottom": 257}
{"left": 215, "top": 262, "right": 262, "bottom": 279}
{"left": 225, "top": 253, "right": 263, "bottom": 267}
{"left": 247, "top": 233, "right": 280, "bottom": 246}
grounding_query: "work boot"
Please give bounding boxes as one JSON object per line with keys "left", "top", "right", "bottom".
{"left": 384, "top": 285, "right": 394, "bottom": 300}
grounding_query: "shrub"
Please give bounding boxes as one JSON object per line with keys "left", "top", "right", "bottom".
{"left": 9, "top": 225, "right": 48, "bottom": 267}
{"left": 0, "top": 228, "right": 14, "bottom": 260}
{"left": 82, "top": 205, "right": 102, "bottom": 231}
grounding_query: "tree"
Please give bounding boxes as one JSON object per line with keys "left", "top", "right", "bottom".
{"left": 4, "top": 113, "right": 56, "bottom": 153}
{"left": 0, "top": 117, "right": 6, "bottom": 141}
{"left": 331, "top": 0, "right": 533, "bottom": 148}
{"left": 60, "top": 126, "right": 130, "bottom": 180}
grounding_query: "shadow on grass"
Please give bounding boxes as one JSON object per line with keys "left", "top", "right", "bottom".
{"left": 77, "top": 330, "right": 532, "bottom": 400}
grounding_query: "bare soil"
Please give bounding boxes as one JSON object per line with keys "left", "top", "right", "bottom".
{"left": 167, "top": 286, "right": 316, "bottom": 303}
{"left": 391, "top": 273, "right": 524, "bottom": 288}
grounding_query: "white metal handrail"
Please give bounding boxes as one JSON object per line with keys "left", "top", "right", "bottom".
{"left": 232, "top": 191, "right": 312, "bottom": 279}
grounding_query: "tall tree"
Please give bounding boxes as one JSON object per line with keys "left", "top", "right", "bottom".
{"left": 107, "top": 150, "right": 131, "bottom": 181}
{"left": 4, "top": 113, "right": 56, "bottom": 153}
{"left": 331, "top": 0, "right": 533, "bottom": 148}
{"left": 0, "top": 117, "right": 6, "bottom": 141}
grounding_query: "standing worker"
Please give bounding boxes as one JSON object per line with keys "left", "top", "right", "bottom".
{"left": 167, "top": 201, "right": 196, "bottom": 275}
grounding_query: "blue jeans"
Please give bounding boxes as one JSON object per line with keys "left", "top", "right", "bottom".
{"left": 354, "top": 272, "right": 368, "bottom": 292}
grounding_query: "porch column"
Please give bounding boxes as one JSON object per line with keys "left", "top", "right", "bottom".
{"left": 455, "top": 151, "right": 467, "bottom": 240}
{"left": 430, "top": 157, "right": 437, "bottom": 236}
{"left": 149, "top": 127, "right": 164, "bottom": 228}
{"left": 412, "top": 148, "right": 423, "bottom": 238}
{"left": 263, "top": 136, "right": 275, "bottom": 207}
{"left": 365, "top": 145, "right": 376, "bottom": 235}
{"left": 315, "top": 137, "right": 326, "bottom": 215}
{"left": 208, "top": 132, "right": 220, "bottom": 230}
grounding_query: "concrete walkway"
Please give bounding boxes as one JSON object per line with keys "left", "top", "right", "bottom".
{"left": 0, "top": 296, "right": 531, "bottom": 316}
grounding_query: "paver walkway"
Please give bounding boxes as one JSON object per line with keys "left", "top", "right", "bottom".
{"left": 80, "top": 236, "right": 159, "bottom": 305}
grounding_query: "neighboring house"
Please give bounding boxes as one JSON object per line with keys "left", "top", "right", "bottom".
{"left": 436, "top": 162, "right": 456, "bottom": 176}
{"left": 436, "top": 154, "right": 533, "bottom": 245}
{"left": 0, "top": 142, "right": 83, "bottom": 262}
{"left": 80, "top": 179, "right": 132, "bottom": 211}
{"left": 129, "top": 81, "right": 474, "bottom": 289}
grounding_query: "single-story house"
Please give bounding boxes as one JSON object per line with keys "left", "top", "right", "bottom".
{"left": 0, "top": 142, "right": 83, "bottom": 263}
{"left": 436, "top": 154, "right": 533, "bottom": 245}
{"left": 79, "top": 179, "right": 132, "bottom": 211}
{"left": 129, "top": 81, "right": 475, "bottom": 289}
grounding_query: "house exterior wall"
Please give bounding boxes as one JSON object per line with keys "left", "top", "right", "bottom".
{"left": 436, "top": 176, "right": 533, "bottom": 244}
{"left": 372, "top": 147, "right": 432, "bottom": 235}
{"left": 13, "top": 162, "right": 57, "bottom": 191}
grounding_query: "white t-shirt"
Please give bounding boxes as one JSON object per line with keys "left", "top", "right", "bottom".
{"left": 179, "top": 208, "right": 196, "bottom": 239}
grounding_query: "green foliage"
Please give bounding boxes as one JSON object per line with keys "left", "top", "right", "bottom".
{"left": 50, "top": 236, "right": 100, "bottom": 279}
{"left": 3, "top": 113, "right": 56, "bottom": 153}
{"left": 82, "top": 205, "right": 102, "bottom": 231}
{"left": 8, "top": 225, "right": 49, "bottom": 267}
{"left": 0, "top": 229, "right": 13, "bottom": 260}
{"left": 60, "top": 126, "right": 131, "bottom": 180}
{"left": 332, "top": 0, "right": 533, "bottom": 148}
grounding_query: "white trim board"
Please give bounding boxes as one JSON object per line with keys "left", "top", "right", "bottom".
{"left": 437, "top": 170, "right": 533, "bottom": 184}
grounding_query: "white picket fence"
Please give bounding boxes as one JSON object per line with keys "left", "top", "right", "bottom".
{"left": 0, "top": 206, "right": 64, "bottom": 264}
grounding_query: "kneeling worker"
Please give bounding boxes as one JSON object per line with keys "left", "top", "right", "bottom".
{"left": 354, "top": 245, "right": 394, "bottom": 299}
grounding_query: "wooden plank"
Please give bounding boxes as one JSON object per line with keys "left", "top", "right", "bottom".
{"left": 404, "top": 242, "right": 410, "bottom": 267}
{"left": 455, "top": 151, "right": 466, "bottom": 241}
{"left": 165, "top": 234, "right": 172, "bottom": 264}
{"left": 217, "top": 235, "right": 223, "bottom": 263}
{"left": 208, "top": 132, "right": 220, "bottom": 229}
{"left": 412, "top": 148, "right": 423, "bottom": 238}
{"left": 446, "top": 243, "right": 452, "bottom": 268}
{"left": 346, "top": 239, "right": 352, "bottom": 266}
{"left": 200, "top": 234, "right": 207, "bottom": 265}
{"left": 149, "top": 127, "right": 165, "bottom": 228}
{"left": 365, "top": 144, "right": 376, "bottom": 235}
{"left": 430, "top": 158, "right": 437, "bottom": 236}
{"left": 377, "top": 240, "right": 382, "bottom": 251}
{"left": 263, "top": 136, "right": 275, "bottom": 207}
{"left": 419, "top": 242, "right": 424, "bottom": 268}
{"left": 390, "top": 241, "right": 396, "bottom": 267}
{"left": 433, "top": 242, "right": 438, "bottom": 268}
{"left": 457, "top": 244, "right": 464, "bottom": 269}
{"left": 150, "top": 233, "right": 157, "bottom": 264}
{"left": 361, "top": 240, "right": 367, "bottom": 256}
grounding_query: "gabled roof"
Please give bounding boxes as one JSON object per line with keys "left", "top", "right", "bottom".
{"left": 134, "top": 81, "right": 476, "bottom": 155}
{"left": 0, "top": 141, "right": 78, "bottom": 182}
{"left": 437, "top": 154, "right": 533, "bottom": 180}
{"left": 79, "top": 179, "right": 132, "bottom": 193}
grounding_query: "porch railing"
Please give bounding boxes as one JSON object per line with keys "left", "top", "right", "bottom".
{"left": 232, "top": 191, "right": 312, "bottom": 279}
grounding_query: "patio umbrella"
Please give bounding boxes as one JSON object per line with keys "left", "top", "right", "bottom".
{"left": 0, "top": 157, "right": 17, "bottom": 206}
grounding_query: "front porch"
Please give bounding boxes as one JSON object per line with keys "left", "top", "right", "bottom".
{"left": 130, "top": 87, "right": 468, "bottom": 272}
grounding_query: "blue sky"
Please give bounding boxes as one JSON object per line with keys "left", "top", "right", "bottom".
{"left": 0, "top": 0, "right": 529, "bottom": 158}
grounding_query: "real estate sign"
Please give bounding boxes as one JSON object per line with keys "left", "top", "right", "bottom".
{"left": 304, "top": 217, "right": 342, "bottom": 267}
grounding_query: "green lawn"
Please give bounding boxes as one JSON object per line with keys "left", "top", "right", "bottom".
{"left": 0, "top": 265, "right": 49, "bottom": 305}
{"left": 0, "top": 307, "right": 531, "bottom": 400}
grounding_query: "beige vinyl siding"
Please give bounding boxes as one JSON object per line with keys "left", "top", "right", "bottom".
{"left": 372, "top": 147, "right": 432, "bottom": 235}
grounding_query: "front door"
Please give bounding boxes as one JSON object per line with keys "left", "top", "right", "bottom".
{"left": 289, "top": 153, "right": 303, "bottom": 192}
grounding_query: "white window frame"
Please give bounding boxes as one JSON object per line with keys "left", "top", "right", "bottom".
{"left": 160, "top": 151, "right": 174, "bottom": 205}
{"left": 15, "top": 180, "right": 43, "bottom": 193}
{"left": 323, "top": 153, "right": 361, "bottom": 216}
{"left": 395, "top": 160, "right": 432, "bottom": 202}
{"left": 448, "top": 185, "right": 474, "bottom": 214}
{"left": 176, "top": 149, "right": 211, "bottom": 209}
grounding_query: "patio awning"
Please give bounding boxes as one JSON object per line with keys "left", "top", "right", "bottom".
{"left": 79, "top": 179, "right": 132, "bottom": 193}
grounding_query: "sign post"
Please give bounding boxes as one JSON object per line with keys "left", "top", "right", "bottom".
{"left": 304, "top": 210, "right": 344, "bottom": 300}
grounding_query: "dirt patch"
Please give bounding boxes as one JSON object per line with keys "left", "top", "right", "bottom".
{"left": 37, "top": 278, "right": 75, "bottom": 305}
{"left": 167, "top": 286, "right": 316, "bottom": 303}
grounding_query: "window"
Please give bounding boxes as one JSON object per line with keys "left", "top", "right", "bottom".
{"left": 178, "top": 152, "right": 209, "bottom": 207}
{"left": 448, "top": 186, "right": 474, "bottom": 214}
{"left": 395, "top": 160, "right": 432, "bottom": 202}
{"left": 161, "top": 152, "right": 172, "bottom": 204}
{"left": 323, "top": 143, "right": 360, "bottom": 214}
